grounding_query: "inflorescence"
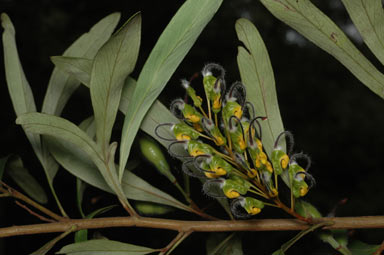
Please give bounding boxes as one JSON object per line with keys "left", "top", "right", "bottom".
{"left": 156, "top": 63, "right": 315, "bottom": 219}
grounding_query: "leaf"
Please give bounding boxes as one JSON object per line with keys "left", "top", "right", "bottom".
{"left": 1, "top": 12, "right": 42, "bottom": 167}
{"left": 348, "top": 240, "right": 380, "bottom": 255}
{"left": 6, "top": 155, "right": 48, "bottom": 204}
{"left": 45, "top": 136, "right": 190, "bottom": 211}
{"left": 15, "top": 113, "right": 130, "bottom": 211}
{"left": 341, "top": 0, "right": 384, "bottom": 66}
{"left": 50, "top": 56, "right": 92, "bottom": 86}
{"left": 90, "top": 13, "right": 141, "bottom": 151}
{"left": 206, "top": 233, "right": 243, "bottom": 255}
{"left": 57, "top": 239, "right": 157, "bottom": 255}
{"left": 259, "top": 0, "right": 384, "bottom": 99}
{"left": 75, "top": 205, "right": 117, "bottom": 243}
{"left": 42, "top": 12, "right": 121, "bottom": 116}
{"left": 235, "top": 18, "right": 285, "bottom": 156}
{"left": 118, "top": 0, "right": 223, "bottom": 181}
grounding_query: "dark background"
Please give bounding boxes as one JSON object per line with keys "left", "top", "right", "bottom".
{"left": 0, "top": 0, "right": 383, "bottom": 254}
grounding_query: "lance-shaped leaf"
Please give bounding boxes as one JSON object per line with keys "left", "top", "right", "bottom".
{"left": 57, "top": 240, "right": 158, "bottom": 255}
{"left": 45, "top": 136, "right": 190, "bottom": 211}
{"left": 341, "top": 0, "right": 384, "bottom": 66}
{"left": 2, "top": 13, "right": 42, "bottom": 166}
{"left": 236, "top": 18, "right": 285, "bottom": 156}
{"left": 259, "top": 0, "right": 384, "bottom": 99}
{"left": 42, "top": 12, "right": 121, "bottom": 116}
{"left": 15, "top": 113, "right": 131, "bottom": 212}
{"left": 90, "top": 13, "right": 141, "bottom": 151}
{"left": 118, "top": 0, "right": 223, "bottom": 181}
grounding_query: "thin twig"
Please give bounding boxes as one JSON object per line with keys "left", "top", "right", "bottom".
{"left": 0, "top": 215, "right": 383, "bottom": 238}
{"left": 15, "top": 201, "right": 56, "bottom": 223}
{"left": 0, "top": 181, "right": 67, "bottom": 222}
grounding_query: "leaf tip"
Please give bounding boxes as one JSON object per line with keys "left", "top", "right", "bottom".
{"left": 1, "top": 12, "right": 15, "bottom": 33}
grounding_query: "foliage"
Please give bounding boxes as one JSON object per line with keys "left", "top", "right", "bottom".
{"left": 1, "top": 1, "right": 383, "bottom": 254}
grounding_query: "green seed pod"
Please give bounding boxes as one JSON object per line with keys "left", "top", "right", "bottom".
{"left": 138, "top": 134, "right": 175, "bottom": 183}
{"left": 271, "top": 149, "right": 289, "bottom": 175}
{"left": 242, "top": 197, "right": 264, "bottom": 215}
{"left": 187, "top": 140, "right": 214, "bottom": 157}
{"left": 134, "top": 201, "right": 174, "bottom": 216}
{"left": 172, "top": 123, "right": 200, "bottom": 141}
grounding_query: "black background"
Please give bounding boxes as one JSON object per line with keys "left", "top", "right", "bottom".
{"left": 0, "top": 0, "right": 383, "bottom": 254}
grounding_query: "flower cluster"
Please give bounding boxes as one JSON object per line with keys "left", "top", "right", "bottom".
{"left": 156, "top": 63, "right": 314, "bottom": 218}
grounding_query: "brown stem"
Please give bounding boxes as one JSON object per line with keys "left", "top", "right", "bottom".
{"left": 1, "top": 215, "right": 384, "bottom": 238}
{"left": 0, "top": 182, "right": 67, "bottom": 222}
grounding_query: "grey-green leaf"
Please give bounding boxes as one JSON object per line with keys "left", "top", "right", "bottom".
{"left": 90, "top": 13, "right": 141, "bottom": 151}
{"left": 57, "top": 239, "right": 157, "bottom": 255}
{"left": 45, "top": 136, "right": 190, "bottom": 211}
{"left": 341, "top": 0, "right": 384, "bottom": 66}
{"left": 259, "top": 0, "right": 384, "bottom": 99}
{"left": 235, "top": 18, "right": 285, "bottom": 156}
{"left": 15, "top": 113, "right": 129, "bottom": 210}
{"left": 1, "top": 13, "right": 43, "bottom": 166}
{"left": 118, "top": 0, "right": 223, "bottom": 180}
{"left": 6, "top": 155, "right": 48, "bottom": 204}
{"left": 42, "top": 12, "right": 121, "bottom": 116}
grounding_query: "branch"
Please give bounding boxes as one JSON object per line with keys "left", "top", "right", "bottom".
{"left": 0, "top": 215, "right": 383, "bottom": 238}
